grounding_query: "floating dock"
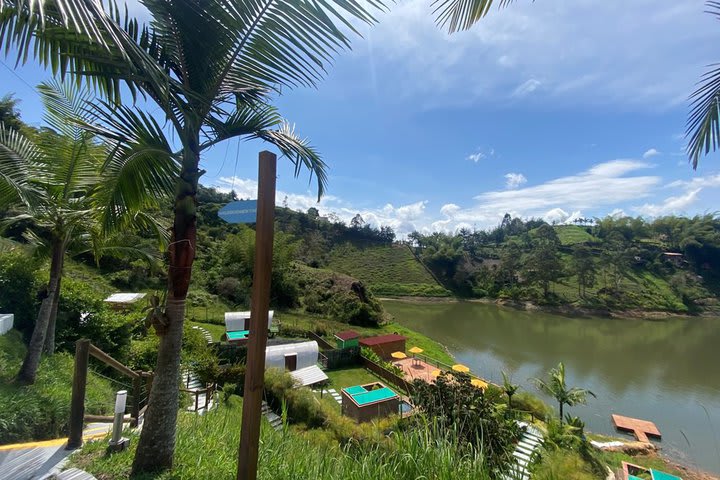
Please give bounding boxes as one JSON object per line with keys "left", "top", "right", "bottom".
{"left": 612, "top": 414, "right": 661, "bottom": 443}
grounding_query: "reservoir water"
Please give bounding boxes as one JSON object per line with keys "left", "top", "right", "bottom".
{"left": 383, "top": 299, "right": 720, "bottom": 475}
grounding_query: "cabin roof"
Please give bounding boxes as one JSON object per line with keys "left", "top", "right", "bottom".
{"left": 335, "top": 330, "right": 360, "bottom": 341}
{"left": 359, "top": 334, "right": 407, "bottom": 346}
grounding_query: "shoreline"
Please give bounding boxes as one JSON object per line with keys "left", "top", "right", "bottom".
{"left": 379, "top": 295, "right": 713, "bottom": 320}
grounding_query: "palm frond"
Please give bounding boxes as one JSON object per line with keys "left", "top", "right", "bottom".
{"left": 37, "top": 79, "right": 95, "bottom": 139}
{"left": 257, "top": 122, "right": 327, "bottom": 200}
{"left": 0, "top": 123, "right": 39, "bottom": 206}
{"left": 0, "top": 0, "right": 174, "bottom": 105}
{"left": 84, "top": 101, "right": 179, "bottom": 234}
{"left": 686, "top": 4, "right": 720, "bottom": 168}
{"left": 431, "top": 0, "right": 520, "bottom": 33}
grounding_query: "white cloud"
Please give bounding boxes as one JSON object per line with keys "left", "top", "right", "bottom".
{"left": 467, "top": 152, "right": 485, "bottom": 163}
{"left": 634, "top": 189, "right": 702, "bottom": 217}
{"left": 643, "top": 148, "right": 660, "bottom": 159}
{"left": 512, "top": 78, "right": 542, "bottom": 97}
{"left": 608, "top": 208, "right": 627, "bottom": 219}
{"left": 351, "top": 0, "right": 714, "bottom": 109}
{"left": 505, "top": 172, "right": 527, "bottom": 189}
{"left": 666, "top": 173, "right": 720, "bottom": 189}
{"left": 440, "top": 203, "right": 461, "bottom": 216}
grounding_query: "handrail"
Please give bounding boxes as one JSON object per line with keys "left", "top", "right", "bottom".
{"left": 88, "top": 344, "right": 139, "bottom": 379}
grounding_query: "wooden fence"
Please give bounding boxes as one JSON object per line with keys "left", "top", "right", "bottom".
{"left": 68, "top": 339, "right": 153, "bottom": 448}
{"left": 307, "top": 331, "right": 335, "bottom": 350}
{"left": 361, "top": 357, "right": 415, "bottom": 395}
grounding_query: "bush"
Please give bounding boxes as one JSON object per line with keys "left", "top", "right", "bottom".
{"left": 410, "top": 371, "right": 521, "bottom": 474}
{"left": 0, "top": 331, "right": 115, "bottom": 444}
{"left": 532, "top": 449, "right": 596, "bottom": 480}
{"left": 513, "top": 391, "right": 553, "bottom": 420}
{"left": 0, "top": 250, "right": 39, "bottom": 341}
{"left": 54, "top": 279, "right": 136, "bottom": 361}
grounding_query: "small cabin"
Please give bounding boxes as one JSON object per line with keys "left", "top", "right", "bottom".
{"left": 224, "top": 310, "right": 276, "bottom": 342}
{"left": 341, "top": 382, "right": 399, "bottom": 423}
{"left": 104, "top": 293, "right": 146, "bottom": 311}
{"left": 334, "top": 330, "right": 360, "bottom": 349}
{"left": 265, "top": 341, "right": 328, "bottom": 387}
{"left": 359, "top": 334, "right": 407, "bottom": 360}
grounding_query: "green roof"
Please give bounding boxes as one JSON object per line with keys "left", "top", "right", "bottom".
{"left": 344, "top": 384, "right": 398, "bottom": 406}
{"left": 226, "top": 330, "right": 249, "bottom": 340}
{"left": 651, "top": 470, "right": 682, "bottom": 480}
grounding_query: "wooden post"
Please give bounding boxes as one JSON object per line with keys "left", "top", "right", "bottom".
{"left": 67, "top": 339, "right": 90, "bottom": 449}
{"left": 237, "top": 151, "right": 276, "bottom": 480}
{"left": 131, "top": 375, "right": 141, "bottom": 427}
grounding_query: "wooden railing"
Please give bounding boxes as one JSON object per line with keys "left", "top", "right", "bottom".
{"left": 181, "top": 385, "right": 215, "bottom": 412}
{"left": 307, "top": 331, "right": 335, "bottom": 350}
{"left": 68, "top": 339, "right": 153, "bottom": 449}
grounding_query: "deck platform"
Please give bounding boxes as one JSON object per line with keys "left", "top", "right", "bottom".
{"left": 612, "top": 414, "right": 661, "bottom": 443}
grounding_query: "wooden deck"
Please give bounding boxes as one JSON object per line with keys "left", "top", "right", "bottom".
{"left": 612, "top": 414, "right": 661, "bottom": 443}
{"left": 393, "top": 357, "right": 438, "bottom": 383}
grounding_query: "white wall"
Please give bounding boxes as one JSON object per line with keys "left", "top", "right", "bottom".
{"left": 0, "top": 314, "right": 14, "bottom": 335}
{"left": 265, "top": 341, "right": 319, "bottom": 370}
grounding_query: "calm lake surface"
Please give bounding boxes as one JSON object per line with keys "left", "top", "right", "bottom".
{"left": 383, "top": 300, "right": 720, "bottom": 475}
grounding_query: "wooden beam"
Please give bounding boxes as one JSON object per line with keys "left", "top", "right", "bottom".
{"left": 88, "top": 344, "right": 139, "bottom": 379}
{"left": 237, "top": 151, "right": 277, "bottom": 480}
{"left": 67, "top": 339, "right": 90, "bottom": 449}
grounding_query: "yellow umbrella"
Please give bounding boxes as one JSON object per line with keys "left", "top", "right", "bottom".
{"left": 391, "top": 351, "right": 407, "bottom": 359}
{"left": 430, "top": 369, "right": 442, "bottom": 377}
{"left": 408, "top": 347, "right": 423, "bottom": 354}
{"left": 452, "top": 364, "right": 470, "bottom": 373}
{"left": 471, "top": 378, "right": 488, "bottom": 389}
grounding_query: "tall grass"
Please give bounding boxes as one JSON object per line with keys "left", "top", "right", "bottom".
{"left": 72, "top": 399, "right": 492, "bottom": 479}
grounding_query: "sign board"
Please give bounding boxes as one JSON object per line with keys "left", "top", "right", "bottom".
{"left": 218, "top": 200, "right": 258, "bottom": 224}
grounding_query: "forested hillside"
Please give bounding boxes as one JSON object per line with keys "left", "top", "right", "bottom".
{"left": 408, "top": 214, "right": 720, "bottom": 314}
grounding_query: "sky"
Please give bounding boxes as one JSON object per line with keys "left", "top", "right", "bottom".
{"left": 2, "top": 0, "right": 720, "bottom": 237}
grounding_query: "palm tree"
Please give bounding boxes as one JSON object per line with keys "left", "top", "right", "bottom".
{"left": 1, "top": 0, "right": 523, "bottom": 473}
{"left": 531, "top": 362, "right": 595, "bottom": 423}
{"left": 687, "top": 2, "right": 720, "bottom": 167}
{"left": 0, "top": 80, "right": 169, "bottom": 384}
{"left": 501, "top": 370, "right": 520, "bottom": 409}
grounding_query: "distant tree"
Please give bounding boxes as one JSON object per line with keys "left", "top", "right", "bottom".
{"left": 306, "top": 207, "right": 320, "bottom": 220}
{"left": 571, "top": 245, "right": 596, "bottom": 298}
{"left": 497, "top": 243, "right": 522, "bottom": 288}
{"left": 601, "top": 231, "right": 630, "bottom": 290}
{"left": 350, "top": 213, "right": 365, "bottom": 229}
{"left": 379, "top": 225, "right": 395, "bottom": 243}
{"left": 524, "top": 226, "right": 563, "bottom": 298}
{"left": 0, "top": 94, "right": 23, "bottom": 131}
{"left": 501, "top": 371, "right": 520, "bottom": 409}
{"left": 532, "top": 362, "right": 595, "bottom": 423}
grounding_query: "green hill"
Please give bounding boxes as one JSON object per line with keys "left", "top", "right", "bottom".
{"left": 554, "top": 225, "right": 597, "bottom": 245}
{"left": 327, "top": 243, "right": 449, "bottom": 297}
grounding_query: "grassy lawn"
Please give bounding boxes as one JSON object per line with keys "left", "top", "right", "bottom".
{"left": 187, "top": 320, "right": 226, "bottom": 341}
{"left": 326, "top": 367, "right": 382, "bottom": 390}
{"left": 274, "top": 310, "right": 455, "bottom": 365}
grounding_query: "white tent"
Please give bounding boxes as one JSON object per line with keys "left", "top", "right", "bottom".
{"left": 0, "top": 314, "right": 14, "bottom": 335}
{"left": 104, "top": 293, "right": 146, "bottom": 305}
{"left": 225, "top": 310, "right": 274, "bottom": 332}
{"left": 265, "top": 340, "right": 318, "bottom": 370}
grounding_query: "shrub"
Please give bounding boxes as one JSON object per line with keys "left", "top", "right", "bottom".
{"left": 410, "top": 371, "right": 521, "bottom": 474}
{"left": 0, "top": 250, "right": 39, "bottom": 341}
{"left": 532, "top": 449, "right": 596, "bottom": 480}
{"left": 0, "top": 332, "right": 115, "bottom": 444}
{"left": 513, "top": 391, "right": 553, "bottom": 420}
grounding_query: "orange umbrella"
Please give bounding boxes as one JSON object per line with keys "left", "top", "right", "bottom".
{"left": 452, "top": 364, "right": 470, "bottom": 373}
{"left": 391, "top": 351, "right": 407, "bottom": 359}
{"left": 430, "top": 369, "right": 442, "bottom": 377}
{"left": 408, "top": 347, "right": 423, "bottom": 354}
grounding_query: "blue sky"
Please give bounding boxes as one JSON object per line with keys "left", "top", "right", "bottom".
{"left": 2, "top": 0, "right": 720, "bottom": 236}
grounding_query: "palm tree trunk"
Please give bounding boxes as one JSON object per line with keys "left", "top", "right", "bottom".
{"left": 43, "top": 273, "right": 62, "bottom": 354}
{"left": 17, "top": 238, "right": 64, "bottom": 384}
{"left": 559, "top": 402, "right": 564, "bottom": 423}
{"left": 132, "top": 130, "right": 200, "bottom": 474}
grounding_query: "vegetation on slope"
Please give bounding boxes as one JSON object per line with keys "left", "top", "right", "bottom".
{"left": 327, "top": 243, "right": 449, "bottom": 297}
{"left": 0, "top": 330, "right": 115, "bottom": 444}
{"left": 71, "top": 399, "right": 494, "bottom": 480}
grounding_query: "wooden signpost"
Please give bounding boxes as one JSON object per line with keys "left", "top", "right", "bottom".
{"left": 236, "top": 151, "right": 277, "bottom": 480}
